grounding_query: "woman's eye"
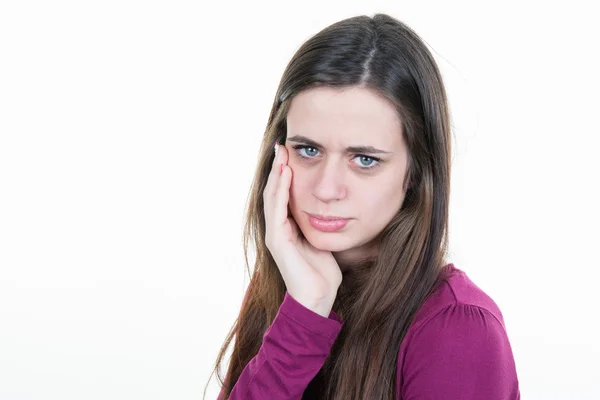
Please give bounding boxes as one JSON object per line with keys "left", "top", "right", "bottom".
{"left": 353, "top": 155, "right": 378, "bottom": 168}
{"left": 298, "top": 146, "right": 320, "bottom": 157}
{"left": 293, "top": 145, "right": 381, "bottom": 170}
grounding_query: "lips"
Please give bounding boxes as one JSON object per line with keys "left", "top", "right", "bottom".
{"left": 308, "top": 213, "right": 348, "bottom": 221}
{"left": 307, "top": 213, "right": 350, "bottom": 232}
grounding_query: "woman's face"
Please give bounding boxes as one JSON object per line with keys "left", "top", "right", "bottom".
{"left": 285, "top": 85, "right": 409, "bottom": 264}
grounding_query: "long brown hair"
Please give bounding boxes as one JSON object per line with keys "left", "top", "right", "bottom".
{"left": 205, "top": 13, "right": 452, "bottom": 400}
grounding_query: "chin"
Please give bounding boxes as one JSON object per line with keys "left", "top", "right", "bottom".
{"left": 302, "top": 228, "right": 355, "bottom": 252}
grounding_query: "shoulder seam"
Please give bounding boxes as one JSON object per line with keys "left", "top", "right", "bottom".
{"left": 445, "top": 274, "right": 460, "bottom": 302}
{"left": 439, "top": 273, "right": 507, "bottom": 332}
{"left": 411, "top": 302, "right": 507, "bottom": 340}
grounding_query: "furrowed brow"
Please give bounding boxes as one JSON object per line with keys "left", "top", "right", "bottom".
{"left": 286, "top": 135, "right": 392, "bottom": 154}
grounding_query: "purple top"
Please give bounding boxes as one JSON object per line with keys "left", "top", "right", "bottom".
{"left": 217, "top": 264, "right": 520, "bottom": 399}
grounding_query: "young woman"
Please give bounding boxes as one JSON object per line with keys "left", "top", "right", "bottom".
{"left": 207, "top": 13, "right": 520, "bottom": 400}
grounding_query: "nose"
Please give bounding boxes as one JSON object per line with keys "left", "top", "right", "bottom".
{"left": 312, "top": 157, "right": 347, "bottom": 203}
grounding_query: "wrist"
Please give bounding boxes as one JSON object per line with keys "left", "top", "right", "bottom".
{"left": 292, "top": 293, "right": 335, "bottom": 318}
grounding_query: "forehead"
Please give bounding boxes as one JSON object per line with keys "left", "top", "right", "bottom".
{"left": 286, "top": 86, "right": 403, "bottom": 146}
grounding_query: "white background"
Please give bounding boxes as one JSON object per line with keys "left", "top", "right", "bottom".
{"left": 1, "top": 1, "right": 599, "bottom": 399}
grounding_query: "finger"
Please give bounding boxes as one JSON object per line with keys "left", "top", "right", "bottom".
{"left": 265, "top": 142, "right": 291, "bottom": 204}
{"left": 264, "top": 141, "right": 284, "bottom": 199}
{"left": 263, "top": 143, "right": 282, "bottom": 225}
{"left": 287, "top": 215, "right": 301, "bottom": 241}
{"left": 277, "top": 142, "right": 289, "bottom": 166}
{"left": 273, "top": 160, "right": 292, "bottom": 225}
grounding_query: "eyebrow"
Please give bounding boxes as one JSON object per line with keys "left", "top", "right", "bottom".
{"left": 286, "top": 135, "right": 392, "bottom": 154}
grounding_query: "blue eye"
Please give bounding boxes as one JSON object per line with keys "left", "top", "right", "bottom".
{"left": 354, "top": 155, "right": 377, "bottom": 168}
{"left": 298, "top": 146, "right": 320, "bottom": 158}
{"left": 291, "top": 145, "right": 381, "bottom": 170}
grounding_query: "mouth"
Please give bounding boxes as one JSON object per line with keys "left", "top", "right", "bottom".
{"left": 307, "top": 213, "right": 350, "bottom": 221}
{"left": 306, "top": 213, "right": 351, "bottom": 232}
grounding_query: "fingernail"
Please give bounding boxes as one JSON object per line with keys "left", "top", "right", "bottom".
{"left": 274, "top": 141, "right": 279, "bottom": 157}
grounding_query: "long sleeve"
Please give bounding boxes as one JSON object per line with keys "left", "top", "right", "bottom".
{"left": 217, "top": 291, "right": 343, "bottom": 400}
{"left": 400, "top": 303, "right": 520, "bottom": 399}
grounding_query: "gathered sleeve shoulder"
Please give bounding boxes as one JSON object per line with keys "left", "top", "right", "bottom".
{"left": 399, "top": 303, "right": 520, "bottom": 400}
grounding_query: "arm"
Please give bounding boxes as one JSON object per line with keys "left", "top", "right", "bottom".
{"left": 400, "top": 303, "right": 520, "bottom": 400}
{"left": 217, "top": 291, "right": 343, "bottom": 400}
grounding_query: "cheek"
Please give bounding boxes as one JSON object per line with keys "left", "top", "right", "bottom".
{"left": 288, "top": 167, "right": 311, "bottom": 206}
{"left": 357, "top": 193, "right": 383, "bottom": 217}
{"left": 289, "top": 165, "right": 310, "bottom": 192}
{"left": 359, "top": 177, "right": 404, "bottom": 217}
